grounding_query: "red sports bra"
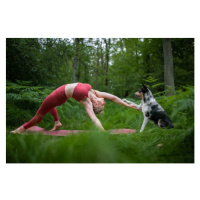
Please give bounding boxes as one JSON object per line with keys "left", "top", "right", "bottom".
{"left": 72, "top": 83, "right": 92, "bottom": 102}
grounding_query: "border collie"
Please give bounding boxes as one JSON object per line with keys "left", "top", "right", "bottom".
{"left": 123, "top": 84, "right": 174, "bottom": 132}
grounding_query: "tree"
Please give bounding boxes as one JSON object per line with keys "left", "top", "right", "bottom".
{"left": 6, "top": 38, "right": 194, "bottom": 96}
{"left": 104, "top": 38, "right": 111, "bottom": 86}
{"left": 171, "top": 38, "right": 194, "bottom": 87}
{"left": 73, "top": 38, "right": 79, "bottom": 83}
{"left": 162, "top": 38, "right": 175, "bottom": 96}
{"left": 94, "top": 38, "right": 100, "bottom": 89}
{"left": 6, "top": 38, "right": 41, "bottom": 84}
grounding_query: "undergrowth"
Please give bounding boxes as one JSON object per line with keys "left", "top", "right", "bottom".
{"left": 6, "top": 82, "right": 194, "bottom": 163}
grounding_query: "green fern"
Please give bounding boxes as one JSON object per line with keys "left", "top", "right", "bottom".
{"left": 6, "top": 83, "right": 194, "bottom": 163}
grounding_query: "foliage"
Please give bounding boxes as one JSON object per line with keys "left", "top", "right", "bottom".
{"left": 6, "top": 38, "right": 194, "bottom": 163}
{"left": 158, "top": 86, "right": 194, "bottom": 129}
{"left": 6, "top": 38, "right": 194, "bottom": 98}
{"left": 6, "top": 127, "right": 194, "bottom": 163}
{"left": 6, "top": 84, "right": 194, "bottom": 163}
{"left": 172, "top": 38, "right": 194, "bottom": 87}
{"left": 6, "top": 38, "right": 73, "bottom": 86}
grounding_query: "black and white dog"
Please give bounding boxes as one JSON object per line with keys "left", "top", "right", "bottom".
{"left": 123, "top": 84, "right": 174, "bottom": 132}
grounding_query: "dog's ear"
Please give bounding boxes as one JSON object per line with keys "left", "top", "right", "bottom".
{"left": 142, "top": 83, "right": 147, "bottom": 89}
{"left": 142, "top": 83, "right": 148, "bottom": 92}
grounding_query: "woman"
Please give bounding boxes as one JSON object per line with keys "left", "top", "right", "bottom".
{"left": 11, "top": 82, "right": 139, "bottom": 133}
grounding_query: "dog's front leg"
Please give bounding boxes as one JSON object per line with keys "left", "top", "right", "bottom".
{"left": 140, "top": 116, "right": 148, "bottom": 132}
{"left": 137, "top": 103, "right": 142, "bottom": 111}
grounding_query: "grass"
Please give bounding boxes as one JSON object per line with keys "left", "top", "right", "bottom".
{"left": 6, "top": 85, "right": 194, "bottom": 163}
{"left": 6, "top": 127, "right": 194, "bottom": 163}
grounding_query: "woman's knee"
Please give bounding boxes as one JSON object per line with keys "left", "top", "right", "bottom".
{"left": 35, "top": 113, "right": 45, "bottom": 123}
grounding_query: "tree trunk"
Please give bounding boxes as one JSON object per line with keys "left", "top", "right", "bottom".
{"left": 104, "top": 38, "right": 110, "bottom": 86}
{"left": 95, "top": 47, "right": 100, "bottom": 89}
{"left": 100, "top": 40, "right": 104, "bottom": 70}
{"left": 73, "top": 38, "right": 79, "bottom": 82}
{"left": 162, "top": 38, "right": 175, "bottom": 96}
{"left": 79, "top": 59, "right": 88, "bottom": 82}
{"left": 73, "top": 55, "right": 78, "bottom": 82}
{"left": 99, "top": 40, "right": 104, "bottom": 85}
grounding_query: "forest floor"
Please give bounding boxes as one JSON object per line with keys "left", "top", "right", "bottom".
{"left": 6, "top": 125, "right": 194, "bottom": 163}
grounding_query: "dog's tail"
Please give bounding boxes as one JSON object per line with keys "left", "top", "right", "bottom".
{"left": 168, "top": 122, "right": 174, "bottom": 128}
{"left": 166, "top": 117, "right": 174, "bottom": 128}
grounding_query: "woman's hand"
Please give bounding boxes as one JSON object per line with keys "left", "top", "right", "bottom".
{"left": 128, "top": 104, "right": 141, "bottom": 111}
{"left": 122, "top": 98, "right": 142, "bottom": 111}
{"left": 80, "top": 98, "right": 105, "bottom": 130}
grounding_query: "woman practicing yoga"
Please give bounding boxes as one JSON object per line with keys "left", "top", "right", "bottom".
{"left": 11, "top": 82, "right": 139, "bottom": 133}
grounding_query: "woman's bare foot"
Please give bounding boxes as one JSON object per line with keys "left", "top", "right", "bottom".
{"left": 10, "top": 126, "right": 25, "bottom": 134}
{"left": 51, "top": 122, "right": 62, "bottom": 131}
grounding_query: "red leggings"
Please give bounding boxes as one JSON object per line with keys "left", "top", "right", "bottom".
{"left": 23, "top": 85, "right": 68, "bottom": 129}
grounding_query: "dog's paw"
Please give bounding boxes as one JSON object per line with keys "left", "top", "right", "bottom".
{"left": 122, "top": 99, "right": 128, "bottom": 103}
{"left": 122, "top": 99, "right": 132, "bottom": 105}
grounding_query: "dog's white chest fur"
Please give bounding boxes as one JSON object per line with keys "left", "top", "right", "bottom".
{"left": 142, "top": 101, "right": 154, "bottom": 123}
{"left": 142, "top": 101, "right": 149, "bottom": 113}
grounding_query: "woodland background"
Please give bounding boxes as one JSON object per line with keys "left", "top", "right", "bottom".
{"left": 6, "top": 38, "right": 194, "bottom": 163}
{"left": 6, "top": 38, "right": 194, "bottom": 96}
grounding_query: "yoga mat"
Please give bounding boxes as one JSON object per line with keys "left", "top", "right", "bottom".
{"left": 14, "top": 126, "right": 136, "bottom": 136}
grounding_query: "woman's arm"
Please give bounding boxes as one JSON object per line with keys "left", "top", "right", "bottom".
{"left": 122, "top": 99, "right": 142, "bottom": 111}
{"left": 80, "top": 98, "right": 104, "bottom": 130}
{"left": 94, "top": 90, "right": 140, "bottom": 111}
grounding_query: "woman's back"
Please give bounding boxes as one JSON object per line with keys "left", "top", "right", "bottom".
{"left": 65, "top": 83, "right": 79, "bottom": 98}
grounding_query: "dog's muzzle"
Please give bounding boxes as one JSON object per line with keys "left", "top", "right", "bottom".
{"left": 135, "top": 93, "right": 139, "bottom": 98}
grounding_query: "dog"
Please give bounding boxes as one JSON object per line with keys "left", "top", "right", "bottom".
{"left": 122, "top": 84, "right": 174, "bottom": 132}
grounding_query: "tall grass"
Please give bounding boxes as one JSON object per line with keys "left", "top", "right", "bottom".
{"left": 6, "top": 83, "right": 194, "bottom": 163}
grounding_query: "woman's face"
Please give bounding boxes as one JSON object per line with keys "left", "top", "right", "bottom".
{"left": 94, "top": 98, "right": 106, "bottom": 107}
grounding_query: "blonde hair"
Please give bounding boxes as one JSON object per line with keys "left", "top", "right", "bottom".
{"left": 93, "top": 105, "right": 104, "bottom": 114}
